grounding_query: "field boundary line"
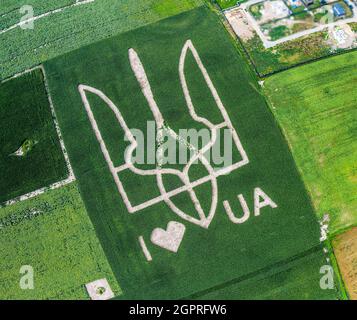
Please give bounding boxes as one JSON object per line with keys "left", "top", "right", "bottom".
{"left": 0, "top": 66, "right": 76, "bottom": 208}
{"left": 0, "top": 0, "right": 96, "bottom": 36}
{"left": 223, "top": 0, "right": 357, "bottom": 49}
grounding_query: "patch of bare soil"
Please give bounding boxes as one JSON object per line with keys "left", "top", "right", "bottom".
{"left": 333, "top": 227, "right": 357, "bottom": 300}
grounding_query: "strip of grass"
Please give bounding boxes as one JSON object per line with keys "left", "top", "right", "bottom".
{"left": 0, "top": 69, "right": 68, "bottom": 203}
{"left": 249, "top": 3, "right": 263, "bottom": 20}
{"left": 264, "top": 51, "right": 357, "bottom": 234}
{"left": 0, "top": 0, "right": 203, "bottom": 80}
{"left": 193, "top": 247, "right": 341, "bottom": 299}
{"left": 0, "top": 183, "right": 121, "bottom": 299}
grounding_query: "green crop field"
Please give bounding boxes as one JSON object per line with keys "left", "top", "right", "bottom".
{"left": 264, "top": 51, "right": 357, "bottom": 234}
{"left": 0, "top": 0, "right": 203, "bottom": 80}
{"left": 194, "top": 248, "right": 341, "bottom": 299}
{"left": 43, "top": 7, "right": 336, "bottom": 299}
{"left": 0, "top": 183, "right": 121, "bottom": 299}
{"left": 0, "top": 69, "right": 68, "bottom": 204}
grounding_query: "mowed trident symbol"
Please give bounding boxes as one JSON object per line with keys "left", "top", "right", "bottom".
{"left": 78, "top": 39, "right": 249, "bottom": 231}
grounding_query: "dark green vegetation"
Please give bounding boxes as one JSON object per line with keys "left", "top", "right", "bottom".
{"left": 45, "top": 7, "right": 338, "bottom": 299}
{"left": 289, "top": 5, "right": 306, "bottom": 14}
{"left": 264, "top": 51, "right": 357, "bottom": 234}
{"left": 0, "top": 183, "right": 121, "bottom": 299}
{"left": 0, "top": 0, "right": 203, "bottom": 80}
{"left": 0, "top": 69, "right": 68, "bottom": 203}
{"left": 216, "top": 0, "right": 241, "bottom": 10}
{"left": 294, "top": 11, "right": 311, "bottom": 20}
{"left": 314, "top": 10, "right": 329, "bottom": 22}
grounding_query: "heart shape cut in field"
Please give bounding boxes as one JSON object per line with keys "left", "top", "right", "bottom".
{"left": 150, "top": 221, "right": 186, "bottom": 253}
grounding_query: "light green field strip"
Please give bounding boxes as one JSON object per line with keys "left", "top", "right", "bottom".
{"left": 0, "top": 183, "right": 121, "bottom": 299}
{"left": 0, "top": 0, "right": 203, "bottom": 80}
{"left": 264, "top": 51, "right": 357, "bottom": 234}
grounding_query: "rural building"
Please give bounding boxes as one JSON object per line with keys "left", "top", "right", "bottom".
{"left": 302, "top": 0, "right": 314, "bottom": 5}
{"left": 333, "top": 3, "right": 346, "bottom": 16}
